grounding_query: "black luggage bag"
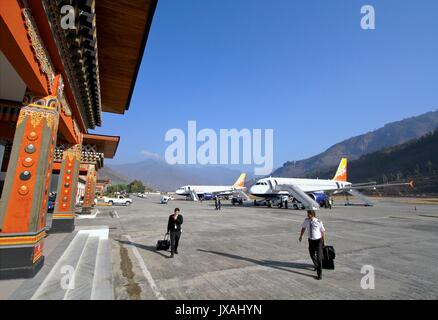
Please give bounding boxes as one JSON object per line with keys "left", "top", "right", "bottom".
{"left": 156, "top": 233, "right": 170, "bottom": 251}
{"left": 322, "top": 245, "right": 335, "bottom": 270}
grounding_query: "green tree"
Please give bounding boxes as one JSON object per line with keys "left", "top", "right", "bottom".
{"left": 128, "top": 180, "right": 146, "bottom": 193}
{"left": 106, "top": 184, "right": 128, "bottom": 195}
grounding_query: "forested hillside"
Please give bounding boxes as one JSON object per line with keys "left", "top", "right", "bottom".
{"left": 308, "top": 130, "right": 438, "bottom": 196}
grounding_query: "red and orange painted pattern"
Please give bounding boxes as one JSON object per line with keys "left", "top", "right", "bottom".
{"left": 1, "top": 104, "right": 58, "bottom": 233}
{"left": 0, "top": 230, "right": 46, "bottom": 246}
{"left": 33, "top": 241, "right": 44, "bottom": 263}
{"left": 83, "top": 164, "right": 97, "bottom": 208}
{"left": 52, "top": 213, "right": 75, "bottom": 220}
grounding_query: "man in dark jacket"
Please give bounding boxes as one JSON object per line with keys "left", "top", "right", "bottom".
{"left": 167, "top": 208, "right": 183, "bottom": 258}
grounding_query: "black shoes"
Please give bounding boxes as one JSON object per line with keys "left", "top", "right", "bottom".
{"left": 316, "top": 275, "right": 322, "bottom": 280}
{"left": 170, "top": 251, "right": 178, "bottom": 258}
{"left": 175, "top": 250, "right": 179, "bottom": 254}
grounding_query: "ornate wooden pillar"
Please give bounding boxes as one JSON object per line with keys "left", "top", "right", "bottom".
{"left": 51, "top": 143, "right": 82, "bottom": 233}
{"left": 81, "top": 164, "right": 96, "bottom": 214}
{"left": 0, "top": 96, "right": 59, "bottom": 279}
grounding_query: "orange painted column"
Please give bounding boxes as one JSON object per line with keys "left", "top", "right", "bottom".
{"left": 0, "top": 96, "right": 59, "bottom": 280}
{"left": 51, "top": 143, "right": 82, "bottom": 233}
{"left": 81, "top": 164, "right": 96, "bottom": 214}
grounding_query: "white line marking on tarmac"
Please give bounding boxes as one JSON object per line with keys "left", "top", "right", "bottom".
{"left": 125, "top": 235, "right": 165, "bottom": 300}
{"left": 114, "top": 211, "right": 120, "bottom": 219}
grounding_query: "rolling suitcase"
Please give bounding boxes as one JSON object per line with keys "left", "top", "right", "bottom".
{"left": 322, "top": 245, "right": 335, "bottom": 270}
{"left": 156, "top": 233, "right": 170, "bottom": 251}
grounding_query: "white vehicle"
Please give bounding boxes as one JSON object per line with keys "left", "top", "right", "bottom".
{"left": 77, "top": 197, "right": 98, "bottom": 206}
{"left": 160, "top": 195, "right": 174, "bottom": 204}
{"left": 137, "top": 193, "right": 147, "bottom": 198}
{"left": 103, "top": 195, "right": 133, "bottom": 206}
{"left": 175, "top": 173, "right": 247, "bottom": 201}
{"left": 249, "top": 158, "right": 414, "bottom": 210}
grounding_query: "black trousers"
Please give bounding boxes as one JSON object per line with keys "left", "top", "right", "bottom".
{"left": 308, "top": 238, "right": 323, "bottom": 277}
{"left": 170, "top": 231, "right": 181, "bottom": 254}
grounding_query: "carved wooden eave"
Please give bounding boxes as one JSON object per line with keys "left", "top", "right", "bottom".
{"left": 40, "top": 0, "right": 102, "bottom": 130}
{"left": 54, "top": 133, "right": 119, "bottom": 170}
{"left": 54, "top": 145, "right": 104, "bottom": 170}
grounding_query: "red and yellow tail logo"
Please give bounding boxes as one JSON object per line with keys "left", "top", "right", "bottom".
{"left": 233, "top": 173, "right": 246, "bottom": 189}
{"left": 332, "top": 158, "right": 348, "bottom": 182}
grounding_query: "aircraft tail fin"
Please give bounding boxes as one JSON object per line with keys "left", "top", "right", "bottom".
{"left": 332, "top": 158, "right": 348, "bottom": 182}
{"left": 233, "top": 173, "right": 246, "bottom": 188}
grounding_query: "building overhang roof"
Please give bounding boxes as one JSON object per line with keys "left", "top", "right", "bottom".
{"left": 83, "top": 133, "right": 120, "bottom": 159}
{"left": 95, "top": 0, "right": 158, "bottom": 114}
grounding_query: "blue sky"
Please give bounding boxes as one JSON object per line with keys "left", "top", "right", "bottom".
{"left": 92, "top": 0, "right": 438, "bottom": 171}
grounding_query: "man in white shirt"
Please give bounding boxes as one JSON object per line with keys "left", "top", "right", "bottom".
{"left": 299, "top": 210, "right": 326, "bottom": 280}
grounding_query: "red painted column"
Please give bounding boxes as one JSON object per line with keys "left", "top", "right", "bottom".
{"left": 51, "top": 143, "right": 82, "bottom": 233}
{"left": 81, "top": 164, "right": 96, "bottom": 214}
{"left": 0, "top": 95, "right": 59, "bottom": 279}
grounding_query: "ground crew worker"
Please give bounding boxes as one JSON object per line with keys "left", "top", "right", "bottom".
{"left": 167, "top": 208, "right": 183, "bottom": 258}
{"left": 299, "top": 210, "right": 325, "bottom": 280}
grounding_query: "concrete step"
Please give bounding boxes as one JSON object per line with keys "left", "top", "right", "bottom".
{"left": 91, "top": 238, "right": 114, "bottom": 300}
{"left": 30, "top": 227, "right": 112, "bottom": 300}
{"left": 8, "top": 231, "right": 77, "bottom": 300}
{"left": 31, "top": 232, "right": 89, "bottom": 300}
{"left": 64, "top": 236, "right": 100, "bottom": 300}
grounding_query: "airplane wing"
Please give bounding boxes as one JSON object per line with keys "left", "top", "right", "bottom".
{"left": 345, "top": 189, "right": 374, "bottom": 206}
{"left": 331, "top": 180, "right": 413, "bottom": 206}
{"left": 275, "top": 184, "right": 320, "bottom": 211}
{"left": 232, "top": 189, "right": 251, "bottom": 201}
{"left": 343, "top": 180, "right": 414, "bottom": 191}
{"left": 210, "top": 190, "right": 233, "bottom": 196}
{"left": 211, "top": 188, "right": 246, "bottom": 197}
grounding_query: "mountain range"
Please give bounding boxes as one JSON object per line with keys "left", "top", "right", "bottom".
{"left": 99, "top": 157, "right": 250, "bottom": 192}
{"left": 99, "top": 110, "right": 438, "bottom": 192}
{"left": 309, "top": 129, "right": 438, "bottom": 195}
{"left": 272, "top": 110, "right": 438, "bottom": 177}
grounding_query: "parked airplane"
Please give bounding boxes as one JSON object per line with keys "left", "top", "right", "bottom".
{"left": 249, "top": 158, "right": 414, "bottom": 210}
{"left": 175, "top": 173, "right": 247, "bottom": 201}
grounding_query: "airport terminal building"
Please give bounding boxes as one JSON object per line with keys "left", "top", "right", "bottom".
{"left": 0, "top": 0, "right": 156, "bottom": 279}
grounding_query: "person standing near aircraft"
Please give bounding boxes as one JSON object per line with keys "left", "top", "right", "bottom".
{"left": 214, "top": 197, "right": 218, "bottom": 210}
{"left": 299, "top": 210, "right": 325, "bottom": 280}
{"left": 167, "top": 208, "right": 183, "bottom": 258}
{"left": 218, "top": 198, "right": 222, "bottom": 211}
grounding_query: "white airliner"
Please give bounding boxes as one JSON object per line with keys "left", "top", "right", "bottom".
{"left": 175, "top": 173, "right": 247, "bottom": 201}
{"left": 249, "top": 158, "right": 413, "bottom": 210}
